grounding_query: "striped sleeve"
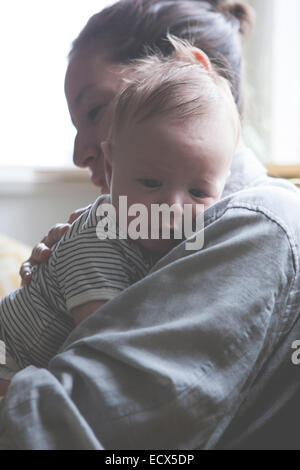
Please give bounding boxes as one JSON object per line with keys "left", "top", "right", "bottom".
{"left": 54, "top": 206, "right": 136, "bottom": 311}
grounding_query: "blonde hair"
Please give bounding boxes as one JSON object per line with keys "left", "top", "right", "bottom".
{"left": 109, "top": 35, "right": 240, "bottom": 144}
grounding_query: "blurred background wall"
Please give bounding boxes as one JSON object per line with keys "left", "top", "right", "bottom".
{"left": 1, "top": 0, "right": 300, "bottom": 247}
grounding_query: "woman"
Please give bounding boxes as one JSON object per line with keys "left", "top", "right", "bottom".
{"left": 1, "top": 0, "right": 300, "bottom": 450}
{"left": 21, "top": 0, "right": 254, "bottom": 280}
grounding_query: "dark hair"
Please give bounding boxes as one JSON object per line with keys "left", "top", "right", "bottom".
{"left": 70, "top": 0, "right": 255, "bottom": 115}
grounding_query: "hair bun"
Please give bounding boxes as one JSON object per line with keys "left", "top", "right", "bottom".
{"left": 209, "top": 0, "right": 255, "bottom": 37}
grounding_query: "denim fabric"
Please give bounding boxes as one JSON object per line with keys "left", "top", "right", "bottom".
{"left": 1, "top": 149, "right": 300, "bottom": 449}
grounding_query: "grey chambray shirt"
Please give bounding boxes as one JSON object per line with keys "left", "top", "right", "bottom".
{"left": 1, "top": 148, "right": 300, "bottom": 450}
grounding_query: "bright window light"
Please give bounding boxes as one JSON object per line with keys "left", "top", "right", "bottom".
{"left": 245, "top": 0, "right": 300, "bottom": 165}
{"left": 270, "top": 0, "right": 300, "bottom": 164}
{"left": 0, "top": 0, "right": 114, "bottom": 169}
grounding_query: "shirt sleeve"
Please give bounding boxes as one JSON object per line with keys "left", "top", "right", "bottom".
{"left": 54, "top": 227, "right": 134, "bottom": 311}
{"left": 0, "top": 195, "right": 298, "bottom": 450}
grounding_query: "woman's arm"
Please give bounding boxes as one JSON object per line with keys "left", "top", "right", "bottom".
{"left": 1, "top": 186, "right": 299, "bottom": 450}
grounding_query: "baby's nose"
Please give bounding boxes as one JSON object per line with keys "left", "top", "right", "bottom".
{"left": 165, "top": 192, "right": 185, "bottom": 208}
{"left": 170, "top": 201, "right": 184, "bottom": 218}
{"left": 163, "top": 202, "right": 184, "bottom": 233}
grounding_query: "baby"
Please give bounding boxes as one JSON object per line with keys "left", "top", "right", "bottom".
{"left": 0, "top": 36, "right": 240, "bottom": 384}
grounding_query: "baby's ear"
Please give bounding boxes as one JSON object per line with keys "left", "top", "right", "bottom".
{"left": 101, "top": 141, "right": 113, "bottom": 189}
{"left": 191, "top": 48, "right": 212, "bottom": 72}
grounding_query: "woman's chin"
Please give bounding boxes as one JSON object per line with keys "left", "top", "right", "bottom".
{"left": 91, "top": 174, "right": 109, "bottom": 193}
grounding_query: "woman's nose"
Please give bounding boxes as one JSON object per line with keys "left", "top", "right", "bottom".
{"left": 73, "top": 132, "right": 99, "bottom": 168}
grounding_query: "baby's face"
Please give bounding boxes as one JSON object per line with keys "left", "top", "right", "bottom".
{"left": 107, "top": 105, "right": 238, "bottom": 254}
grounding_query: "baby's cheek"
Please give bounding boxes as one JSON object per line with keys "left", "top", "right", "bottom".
{"left": 194, "top": 202, "right": 206, "bottom": 217}
{"left": 204, "top": 197, "right": 218, "bottom": 211}
{"left": 125, "top": 196, "right": 153, "bottom": 238}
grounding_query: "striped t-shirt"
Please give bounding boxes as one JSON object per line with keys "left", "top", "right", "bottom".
{"left": 0, "top": 195, "right": 159, "bottom": 369}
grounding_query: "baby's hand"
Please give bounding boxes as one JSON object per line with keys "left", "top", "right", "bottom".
{"left": 20, "top": 224, "right": 70, "bottom": 285}
{"left": 20, "top": 205, "right": 92, "bottom": 285}
{"left": 67, "top": 205, "right": 92, "bottom": 224}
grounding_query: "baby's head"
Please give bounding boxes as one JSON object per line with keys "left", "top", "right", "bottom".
{"left": 102, "top": 36, "right": 240, "bottom": 254}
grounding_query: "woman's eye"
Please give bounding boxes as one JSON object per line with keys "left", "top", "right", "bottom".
{"left": 139, "top": 178, "right": 161, "bottom": 188}
{"left": 189, "top": 188, "right": 206, "bottom": 198}
{"left": 87, "top": 105, "right": 103, "bottom": 122}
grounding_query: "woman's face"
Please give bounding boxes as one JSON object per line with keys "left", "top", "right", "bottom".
{"left": 64, "top": 49, "right": 125, "bottom": 192}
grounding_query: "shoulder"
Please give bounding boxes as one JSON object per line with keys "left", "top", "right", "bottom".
{"left": 201, "top": 178, "right": 300, "bottom": 304}
{"left": 230, "top": 179, "right": 300, "bottom": 246}
{"left": 208, "top": 178, "right": 300, "bottom": 250}
{"left": 52, "top": 195, "right": 110, "bottom": 250}
{"left": 68, "top": 194, "right": 111, "bottom": 238}
{"left": 153, "top": 178, "right": 300, "bottom": 336}
{"left": 228, "top": 177, "right": 300, "bottom": 214}
{"left": 161, "top": 177, "right": 300, "bottom": 288}
{"left": 46, "top": 195, "right": 110, "bottom": 271}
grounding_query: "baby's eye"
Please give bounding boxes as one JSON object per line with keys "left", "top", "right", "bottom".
{"left": 138, "top": 178, "right": 162, "bottom": 188}
{"left": 87, "top": 105, "right": 104, "bottom": 122}
{"left": 189, "top": 188, "right": 206, "bottom": 198}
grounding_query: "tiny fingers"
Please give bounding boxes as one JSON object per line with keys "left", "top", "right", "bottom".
{"left": 43, "top": 223, "right": 70, "bottom": 248}
{"left": 31, "top": 243, "right": 52, "bottom": 264}
{"left": 20, "top": 261, "right": 33, "bottom": 285}
{"left": 68, "top": 205, "right": 92, "bottom": 224}
{"left": 19, "top": 223, "right": 70, "bottom": 286}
